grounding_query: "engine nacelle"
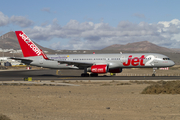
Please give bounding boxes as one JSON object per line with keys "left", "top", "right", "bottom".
{"left": 109, "top": 68, "right": 122, "bottom": 73}
{"left": 91, "top": 65, "right": 108, "bottom": 74}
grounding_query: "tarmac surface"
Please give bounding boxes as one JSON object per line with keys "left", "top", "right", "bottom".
{"left": 0, "top": 69, "right": 180, "bottom": 81}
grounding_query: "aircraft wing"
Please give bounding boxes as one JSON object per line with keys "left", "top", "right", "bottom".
{"left": 56, "top": 60, "right": 94, "bottom": 68}
{"left": 9, "top": 57, "right": 33, "bottom": 62}
{"left": 50, "top": 58, "right": 108, "bottom": 68}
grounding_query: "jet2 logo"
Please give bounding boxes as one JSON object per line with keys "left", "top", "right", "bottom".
{"left": 92, "top": 68, "right": 104, "bottom": 73}
{"left": 19, "top": 33, "right": 41, "bottom": 56}
{"left": 123, "top": 55, "right": 145, "bottom": 66}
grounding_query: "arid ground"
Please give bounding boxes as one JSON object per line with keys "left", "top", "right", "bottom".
{"left": 1, "top": 81, "right": 180, "bottom": 120}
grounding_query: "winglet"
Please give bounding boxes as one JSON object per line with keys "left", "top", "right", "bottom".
{"left": 15, "top": 31, "right": 42, "bottom": 57}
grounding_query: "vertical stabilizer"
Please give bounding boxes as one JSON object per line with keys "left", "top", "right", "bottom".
{"left": 15, "top": 31, "right": 42, "bottom": 57}
{"left": 40, "top": 49, "right": 49, "bottom": 60}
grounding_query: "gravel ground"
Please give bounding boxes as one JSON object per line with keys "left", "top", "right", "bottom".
{"left": 1, "top": 81, "right": 180, "bottom": 120}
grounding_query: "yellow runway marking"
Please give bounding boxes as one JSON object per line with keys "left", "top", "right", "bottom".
{"left": 56, "top": 70, "right": 62, "bottom": 75}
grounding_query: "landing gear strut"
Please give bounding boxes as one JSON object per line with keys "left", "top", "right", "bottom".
{"left": 152, "top": 68, "right": 157, "bottom": 77}
{"left": 81, "top": 68, "right": 89, "bottom": 77}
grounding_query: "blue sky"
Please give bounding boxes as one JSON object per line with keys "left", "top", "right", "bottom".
{"left": 0, "top": 0, "right": 180, "bottom": 50}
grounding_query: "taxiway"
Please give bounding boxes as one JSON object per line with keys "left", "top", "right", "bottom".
{"left": 0, "top": 69, "right": 180, "bottom": 81}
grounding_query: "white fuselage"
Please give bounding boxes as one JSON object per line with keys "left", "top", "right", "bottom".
{"left": 24, "top": 53, "right": 175, "bottom": 69}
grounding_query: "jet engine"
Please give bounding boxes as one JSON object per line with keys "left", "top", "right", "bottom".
{"left": 109, "top": 68, "right": 122, "bottom": 73}
{"left": 91, "top": 65, "right": 108, "bottom": 74}
{"left": 90, "top": 65, "right": 122, "bottom": 74}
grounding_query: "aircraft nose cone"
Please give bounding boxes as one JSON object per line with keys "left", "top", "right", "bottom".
{"left": 171, "top": 60, "right": 175, "bottom": 66}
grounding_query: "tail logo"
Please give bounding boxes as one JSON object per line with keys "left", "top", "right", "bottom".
{"left": 19, "top": 33, "right": 41, "bottom": 56}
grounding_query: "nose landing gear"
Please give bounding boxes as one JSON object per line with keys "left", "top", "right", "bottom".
{"left": 152, "top": 68, "right": 157, "bottom": 77}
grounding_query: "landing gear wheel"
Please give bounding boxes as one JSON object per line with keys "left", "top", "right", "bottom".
{"left": 152, "top": 68, "right": 157, "bottom": 77}
{"left": 81, "top": 68, "right": 89, "bottom": 77}
{"left": 90, "top": 73, "right": 98, "bottom": 77}
{"left": 81, "top": 73, "right": 89, "bottom": 77}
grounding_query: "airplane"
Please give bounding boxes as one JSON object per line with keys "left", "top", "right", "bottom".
{"left": 11, "top": 31, "right": 175, "bottom": 77}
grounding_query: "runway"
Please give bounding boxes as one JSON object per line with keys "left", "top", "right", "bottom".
{"left": 0, "top": 69, "right": 180, "bottom": 81}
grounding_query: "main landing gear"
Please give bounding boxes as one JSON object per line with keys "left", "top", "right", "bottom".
{"left": 81, "top": 73, "right": 89, "bottom": 77}
{"left": 81, "top": 73, "right": 98, "bottom": 77}
{"left": 81, "top": 68, "right": 98, "bottom": 77}
{"left": 81, "top": 68, "right": 89, "bottom": 77}
{"left": 152, "top": 67, "right": 157, "bottom": 77}
{"left": 90, "top": 73, "right": 98, "bottom": 77}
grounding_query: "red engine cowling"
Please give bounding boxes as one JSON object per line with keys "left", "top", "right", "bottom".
{"left": 91, "top": 65, "right": 108, "bottom": 74}
{"left": 109, "top": 68, "right": 122, "bottom": 73}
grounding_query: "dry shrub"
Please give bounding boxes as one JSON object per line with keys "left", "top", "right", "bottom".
{"left": 116, "top": 83, "right": 131, "bottom": 85}
{"left": 62, "top": 80, "right": 70, "bottom": 83}
{"left": 0, "top": 114, "right": 11, "bottom": 120}
{"left": 130, "top": 80, "right": 158, "bottom": 84}
{"left": 100, "top": 83, "right": 111, "bottom": 86}
{"left": 142, "top": 81, "right": 180, "bottom": 94}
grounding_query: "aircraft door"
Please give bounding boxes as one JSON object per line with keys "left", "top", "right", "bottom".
{"left": 154, "top": 56, "right": 158, "bottom": 63}
{"left": 120, "top": 56, "right": 126, "bottom": 63}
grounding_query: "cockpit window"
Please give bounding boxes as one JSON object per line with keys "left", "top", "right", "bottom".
{"left": 163, "top": 58, "right": 170, "bottom": 60}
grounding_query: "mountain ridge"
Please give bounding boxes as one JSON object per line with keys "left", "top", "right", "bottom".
{"left": 102, "top": 41, "right": 174, "bottom": 53}
{"left": 0, "top": 31, "right": 54, "bottom": 53}
{"left": 0, "top": 31, "right": 176, "bottom": 53}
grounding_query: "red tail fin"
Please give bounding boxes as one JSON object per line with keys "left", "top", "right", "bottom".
{"left": 40, "top": 49, "right": 49, "bottom": 60}
{"left": 15, "top": 31, "right": 42, "bottom": 57}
